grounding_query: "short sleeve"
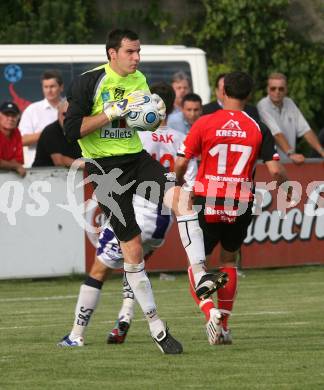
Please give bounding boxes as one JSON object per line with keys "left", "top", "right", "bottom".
{"left": 293, "top": 102, "right": 310, "bottom": 137}
{"left": 257, "top": 101, "right": 282, "bottom": 136}
{"left": 64, "top": 74, "right": 96, "bottom": 142}
{"left": 19, "top": 105, "right": 34, "bottom": 135}
{"left": 179, "top": 119, "right": 203, "bottom": 159}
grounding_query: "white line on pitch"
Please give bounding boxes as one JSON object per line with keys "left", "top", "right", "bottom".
{"left": 0, "top": 311, "right": 290, "bottom": 331}
{"left": 0, "top": 289, "right": 190, "bottom": 303}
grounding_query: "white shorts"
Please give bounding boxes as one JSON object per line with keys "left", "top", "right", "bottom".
{"left": 96, "top": 195, "right": 173, "bottom": 269}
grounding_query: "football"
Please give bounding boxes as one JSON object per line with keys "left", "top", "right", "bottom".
{"left": 126, "top": 93, "right": 161, "bottom": 132}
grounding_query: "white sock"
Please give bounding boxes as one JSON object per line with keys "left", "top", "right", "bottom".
{"left": 191, "top": 263, "right": 208, "bottom": 287}
{"left": 118, "top": 274, "right": 135, "bottom": 323}
{"left": 70, "top": 284, "right": 101, "bottom": 339}
{"left": 118, "top": 297, "right": 135, "bottom": 323}
{"left": 124, "top": 261, "right": 165, "bottom": 337}
{"left": 177, "top": 212, "right": 206, "bottom": 268}
{"left": 149, "top": 318, "right": 166, "bottom": 339}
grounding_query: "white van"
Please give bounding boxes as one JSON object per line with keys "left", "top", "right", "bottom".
{"left": 0, "top": 44, "right": 210, "bottom": 111}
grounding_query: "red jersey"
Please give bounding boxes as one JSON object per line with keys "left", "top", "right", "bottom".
{"left": 0, "top": 127, "right": 24, "bottom": 164}
{"left": 179, "top": 110, "right": 278, "bottom": 202}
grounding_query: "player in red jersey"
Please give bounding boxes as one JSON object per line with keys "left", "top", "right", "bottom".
{"left": 175, "top": 71, "right": 290, "bottom": 344}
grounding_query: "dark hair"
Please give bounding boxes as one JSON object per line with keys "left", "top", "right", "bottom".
{"left": 41, "top": 69, "right": 63, "bottom": 86}
{"left": 215, "top": 73, "right": 227, "bottom": 89}
{"left": 150, "top": 82, "right": 175, "bottom": 117}
{"left": 106, "top": 29, "right": 139, "bottom": 60}
{"left": 224, "top": 72, "right": 253, "bottom": 100}
{"left": 182, "top": 93, "right": 202, "bottom": 106}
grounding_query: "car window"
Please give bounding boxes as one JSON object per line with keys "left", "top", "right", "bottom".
{"left": 0, "top": 61, "right": 191, "bottom": 112}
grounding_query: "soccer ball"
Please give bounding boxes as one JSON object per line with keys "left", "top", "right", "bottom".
{"left": 126, "top": 94, "right": 161, "bottom": 132}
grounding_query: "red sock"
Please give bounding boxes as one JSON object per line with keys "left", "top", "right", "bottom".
{"left": 188, "top": 266, "right": 215, "bottom": 320}
{"left": 217, "top": 267, "right": 237, "bottom": 331}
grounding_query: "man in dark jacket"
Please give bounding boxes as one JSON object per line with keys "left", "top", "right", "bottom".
{"left": 202, "top": 73, "right": 260, "bottom": 121}
{"left": 33, "top": 100, "right": 82, "bottom": 167}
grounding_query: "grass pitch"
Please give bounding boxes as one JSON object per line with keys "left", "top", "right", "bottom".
{"left": 0, "top": 267, "right": 324, "bottom": 389}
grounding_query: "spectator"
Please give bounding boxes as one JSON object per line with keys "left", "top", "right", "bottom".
{"left": 0, "top": 101, "right": 26, "bottom": 177}
{"left": 167, "top": 93, "right": 202, "bottom": 135}
{"left": 33, "top": 100, "right": 82, "bottom": 167}
{"left": 169, "top": 70, "right": 191, "bottom": 114}
{"left": 202, "top": 73, "right": 260, "bottom": 121}
{"left": 257, "top": 72, "right": 324, "bottom": 163}
{"left": 19, "top": 69, "right": 64, "bottom": 167}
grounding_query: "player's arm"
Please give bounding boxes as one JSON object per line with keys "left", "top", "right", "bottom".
{"left": 265, "top": 160, "right": 288, "bottom": 186}
{"left": 265, "top": 160, "right": 294, "bottom": 201}
{"left": 64, "top": 75, "right": 113, "bottom": 139}
{"left": 175, "top": 156, "right": 190, "bottom": 186}
{"left": 64, "top": 75, "right": 97, "bottom": 141}
{"left": 80, "top": 91, "right": 145, "bottom": 137}
{"left": 64, "top": 74, "right": 144, "bottom": 141}
{"left": 260, "top": 123, "right": 291, "bottom": 198}
{"left": 73, "top": 93, "right": 145, "bottom": 139}
{"left": 79, "top": 113, "right": 108, "bottom": 137}
{"left": 169, "top": 137, "right": 199, "bottom": 216}
{"left": 175, "top": 120, "right": 202, "bottom": 184}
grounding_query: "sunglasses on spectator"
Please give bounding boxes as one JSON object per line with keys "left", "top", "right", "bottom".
{"left": 269, "top": 86, "right": 285, "bottom": 92}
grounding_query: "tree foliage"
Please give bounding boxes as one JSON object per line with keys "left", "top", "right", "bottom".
{"left": 1, "top": 0, "right": 323, "bottom": 132}
{"left": 0, "top": 0, "right": 94, "bottom": 43}
{"left": 94, "top": 0, "right": 172, "bottom": 42}
{"left": 167, "top": 0, "right": 324, "bottom": 131}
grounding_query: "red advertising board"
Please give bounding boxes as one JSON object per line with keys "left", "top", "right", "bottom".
{"left": 84, "top": 161, "right": 324, "bottom": 272}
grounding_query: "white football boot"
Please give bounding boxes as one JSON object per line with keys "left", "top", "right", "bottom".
{"left": 205, "top": 308, "right": 222, "bottom": 345}
{"left": 57, "top": 334, "right": 84, "bottom": 347}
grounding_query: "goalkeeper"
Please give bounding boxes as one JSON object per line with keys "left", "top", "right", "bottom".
{"left": 61, "top": 29, "right": 182, "bottom": 354}
{"left": 59, "top": 81, "right": 198, "bottom": 347}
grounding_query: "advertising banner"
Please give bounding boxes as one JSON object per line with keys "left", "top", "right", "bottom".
{"left": 84, "top": 161, "right": 324, "bottom": 271}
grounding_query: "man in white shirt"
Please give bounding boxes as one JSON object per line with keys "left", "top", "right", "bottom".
{"left": 19, "top": 69, "right": 64, "bottom": 167}
{"left": 257, "top": 72, "right": 324, "bottom": 163}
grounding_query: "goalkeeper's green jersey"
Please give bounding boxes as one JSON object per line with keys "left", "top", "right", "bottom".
{"left": 65, "top": 63, "right": 149, "bottom": 158}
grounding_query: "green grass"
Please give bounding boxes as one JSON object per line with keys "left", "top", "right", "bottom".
{"left": 1, "top": 267, "right": 324, "bottom": 389}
